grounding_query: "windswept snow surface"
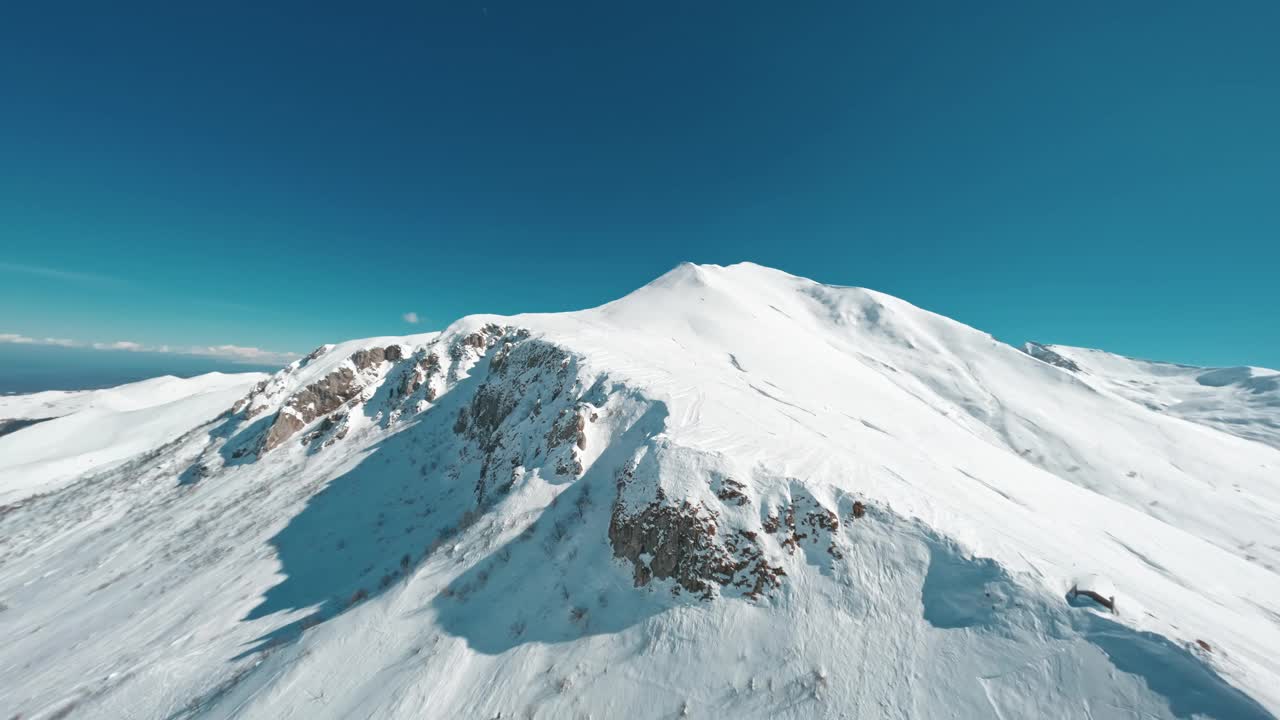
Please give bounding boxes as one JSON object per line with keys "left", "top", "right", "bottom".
{"left": 1029, "top": 343, "right": 1280, "bottom": 450}
{"left": 1, "top": 263, "right": 1278, "bottom": 720}
{"left": 0, "top": 373, "right": 268, "bottom": 504}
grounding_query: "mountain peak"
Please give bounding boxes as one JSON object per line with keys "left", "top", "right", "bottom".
{"left": 3, "top": 264, "right": 1279, "bottom": 719}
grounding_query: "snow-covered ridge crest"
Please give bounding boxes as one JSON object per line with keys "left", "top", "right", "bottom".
{"left": 0, "top": 372, "right": 266, "bottom": 503}
{"left": 1, "top": 262, "right": 1279, "bottom": 719}
{"left": 1022, "top": 341, "right": 1280, "bottom": 448}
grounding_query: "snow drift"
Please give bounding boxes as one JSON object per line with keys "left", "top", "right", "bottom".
{"left": 1, "top": 263, "right": 1277, "bottom": 719}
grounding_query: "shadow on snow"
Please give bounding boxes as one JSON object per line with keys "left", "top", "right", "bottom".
{"left": 232, "top": 366, "right": 672, "bottom": 659}
{"left": 921, "top": 539, "right": 1274, "bottom": 720}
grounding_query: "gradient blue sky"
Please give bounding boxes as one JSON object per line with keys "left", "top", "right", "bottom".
{"left": 2, "top": 1, "right": 1277, "bottom": 369}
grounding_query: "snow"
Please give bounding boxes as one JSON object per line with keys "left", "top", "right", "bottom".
{"left": 0, "top": 263, "right": 1277, "bottom": 719}
{"left": 0, "top": 373, "right": 266, "bottom": 503}
{"left": 1038, "top": 343, "right": 1280, "bottom": 449}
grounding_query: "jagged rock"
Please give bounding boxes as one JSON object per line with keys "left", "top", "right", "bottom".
{"left": 453, "top": 323, "right": 506, "bottom": 358}
{"left": 609, "top": 496, "right": 732, "bottom": 599}
{"left": 261, "top": 412, "right": 305, "bottom": 453}
{"left": 301, "top": 413, "right": 345, "bottom": 447}
{"left": 467, "top": 384, "right": 520, "bottom": 450}
{"left": 762, "top": 513, "right": 781, "bottom": 534}
{"left": 768, "top": 494, "right": 842, "bottom": 559}
{"left": 548, "top": 409, "right": 587, "bottom": 451}
{"left": 230, "top": 380, "right": 269, "bottom": 416}
{"left": 350, "top": 347, "right": 387, "bottom": 370}
{"left": 715, "top": 477, "right": 750, "bottom": 506}
{"left": 260, "top": 366, "right": 359, "bottom": 453}
{"left": 609, "top": 465, "right": 783, "bottom": 600}
{"left": 397, "top": 352, "right": 441, "bottom": 398}
{"left": 446, "top": 324, "right": 512, "bottom": 382}
{"left": 725, "top": 530, "right": 786, "bottom": 599}
{"left": 1024, "top": 342, "right": 1083, "bottom": 373}
{"left": 465, "top": 335, "right": 586, "bottom": 501}
{"left": 806, "top": 506, "right": 839, "bottom": 532}
{"left": 545, "top": 408, "right": 587, "bottom": 477}
{"left": 257, "top": 344, "right": 411, "bottom": 453}
{"left": 489, "top": 342, "right": 516, "bottom": 374}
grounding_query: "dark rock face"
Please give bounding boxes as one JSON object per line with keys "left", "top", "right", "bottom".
{"left": 1024, "top": 342, "right": 1083, "bottom": 373}
{"left": 468, "top": 383, "right": 521, "bottom": 450}
{"left": 350, "top": 347, "right": 386, "bottom": 371}
{"left": 230, "top": 327, "right": 561, "bottom": 466}
{"left": 546, "top": 409, "right": 588, "bottom": 476}
{"left": 765, "top": 492, "right": 844, "bottom": 559}
{"left": 257, "top": 344, "right": 414, "bottom": 454}
{"left": 395, "top": 353, "right": 441, "bottom": 401}
{"left": 230, "top": 380, "right": 270, "bottom": 417}
{"left": 261, "top": 365, "right": 360, "bottom": 453}
{"left": 609, "top": 496, "right": 733, "bottom": 598}
{"left": 261, "top": 413, "right": 307, "bottom": 453}
{"left": 714, "top": 477, "right": 750, "bottom": 506}
{"left": 608, "top": 464, "right": 785, "bottom": 601}
{"left": 445, "top": 323, "right": 518, "bottom": 383}
{"left": 450, "top": 334, "right": 588, "bottom": 503}
{"left": 301, "top": 413, "right": 347, "bottom": 447}
{"left": 300, "top": 345, "right": 328, "bottom": 366}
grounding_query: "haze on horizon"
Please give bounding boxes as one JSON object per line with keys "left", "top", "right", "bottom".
{"left": 2, "top": 1, "right": 1278, "bottom": 381}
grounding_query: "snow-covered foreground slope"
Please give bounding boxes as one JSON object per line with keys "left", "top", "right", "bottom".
{"left": 2, "top": 263, "right": 1278, "bottom": 719}
{"left": 0, "top": 373, "right": 267, "bottom": 504}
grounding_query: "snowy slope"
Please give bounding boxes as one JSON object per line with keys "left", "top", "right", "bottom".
{"left": 1, "top": 263, "right": 1277, "bottom": 720}
{"left": 0, "top": 373, "right": 267, "bottom": 504}
{"left": 1025, "top": 342, "right": 1280, "bottom": 450}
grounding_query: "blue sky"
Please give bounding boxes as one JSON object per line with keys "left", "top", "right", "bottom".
{"left": 2, "top": 1, "right": 1277, "bottom": 369}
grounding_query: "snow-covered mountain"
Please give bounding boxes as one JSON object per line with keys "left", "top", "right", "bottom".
{"left": 2, "top": 262, "right": 1278, "bottom": 720}
{"left": 0, "top": 373, "right": 267, "bottom": 504}
{"left": 1024, "top": 342, "right": 1280, "bottom": 450}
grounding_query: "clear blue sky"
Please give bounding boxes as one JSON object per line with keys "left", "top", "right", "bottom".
{"left": 2, "top": 1, "right": 1277, "bottom": 369}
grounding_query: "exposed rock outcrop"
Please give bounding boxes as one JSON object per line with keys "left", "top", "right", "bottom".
{"left": 395, "top": 353, "right": 441, "bottom": 401}
{"left": 254, "top": 344, "right": 410, "bottom": 454}
{"left": 447, "top": 323, "right": 509, "bottom": 382}
{"left": 609, "top": 463, "right": 784, "bottom": 600}
{"left": 764, "top": 491, "right": 844, "bottom": 560}
{"left": 439, "top": 329, "right": 591, "bottom": 503}
{"left": 714, "top": 476, "right": 750, "bottom": 506}
{"left": 1024, "top": 342, "right": 1083, "bottom": 373}
{"left": 230, "top": 379, "right": 270, "bottom": 418}
{"left": 547, "top": 407, "right": 588, "bottom": 476}
{"left": 260, "top": 366, "right": 360, "bottom": 453}
{"left": 299, "top": 344, "right": 329, "bottom": 366}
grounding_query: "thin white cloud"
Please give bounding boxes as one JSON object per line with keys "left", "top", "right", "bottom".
{"left": 402, "top": 311, "right": 421, "bottom": 324}
{"left": 92, "top": 340, "right": 145, "bottom": 351}
{"left": 0, "top": 262, "right": 128, "bottom": 287}
{"left": 41, "top": 337, "right": 79, "bottom": 347}
{"left": 185, "top": 344, "right": 301, "bottom": 364}
{"left": 1, "top": 333, "right": 299, "bottom": 366}
{"left": 0, "top": 334, "right": 81, "bottom": 347}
